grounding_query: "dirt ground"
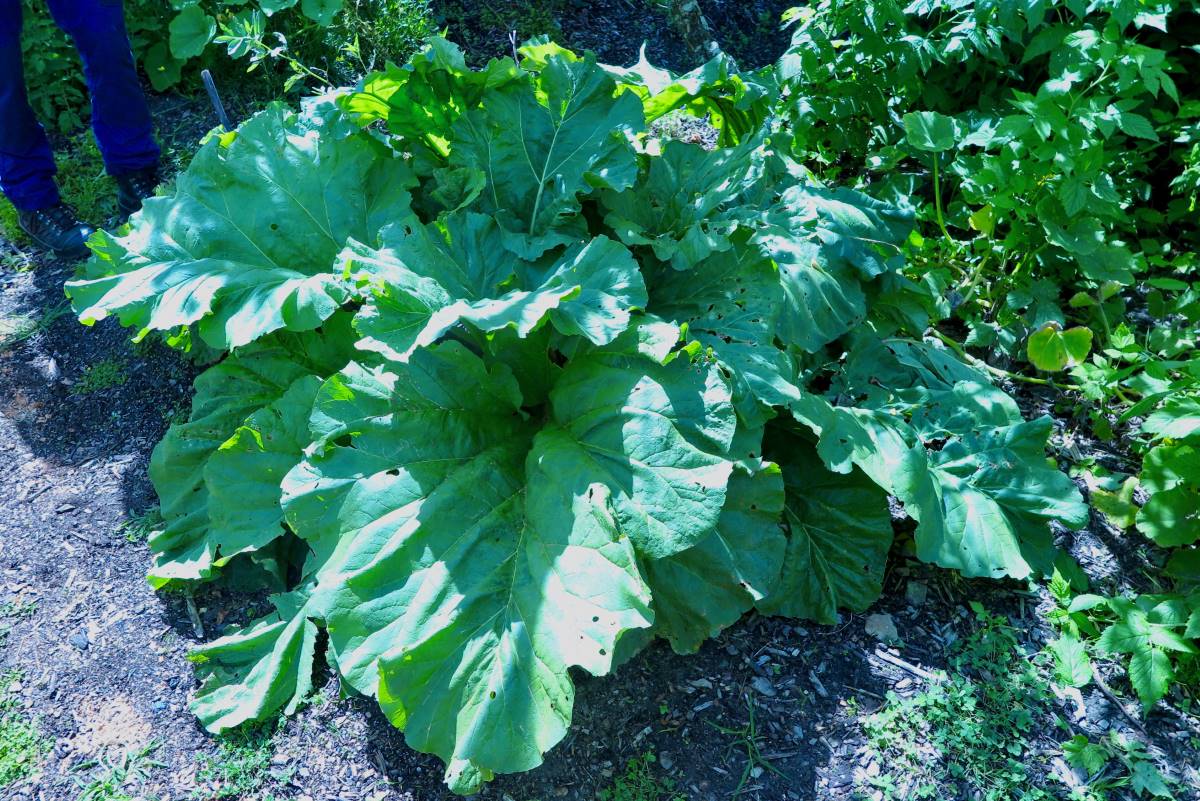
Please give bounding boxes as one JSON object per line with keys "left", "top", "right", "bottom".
{"left": 2, "top": 6, "right": 1199, "bottom": 801}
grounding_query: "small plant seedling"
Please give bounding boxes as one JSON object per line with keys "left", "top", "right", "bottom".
{"left": 858, "top": 605, "right": 1062, "bottom": 801}
{"left": 598, "top": 752, "right": 685, "bottom": 801}
{"left": 117, "top": 507, "right": 163, "bottom": 544}
{"left": 194, "top": 723, "right": 283, "bottom": 800}
{"left": 71, "top": 357, "right": 129, "bottom": 396}
{"left": 0, "top": 302, "right": 71, "bottom": 350}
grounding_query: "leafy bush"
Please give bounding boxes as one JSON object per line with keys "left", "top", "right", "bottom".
{"left": 67, "top": 38, "right": 1092, "bottom": 792}
{"left": 777, "top": 0, "right": 1199, "bottom": 707}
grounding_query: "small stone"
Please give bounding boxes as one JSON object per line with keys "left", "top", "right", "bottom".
{"left": 68, "top": 632, "right": 89, "bottom": 650}
{"left": 659, "top": 754, "right": 674, "bottom": 771}
{"left": 750, "top": 766, "right": 764, "bottom": 779}
{"left": 864, "top": 613, "right": 899, "bottom": 644}
{"left": 751, "top": 676, "right": 776, "bottom": 697}
{"left": 905, "top": 581, "right": 928, "bottom": 607}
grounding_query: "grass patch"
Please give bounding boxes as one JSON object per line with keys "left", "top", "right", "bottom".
{"left": 858, "top": 603, "right": 1059, "bottom": 801}
{"left": 598, "top": 752, "right": 685, "bottom": 801}
{"left": 0, "top": 302, "right": 71, "bottom": 350}
{"left": 71, "top": 357, "right": 129, "bottom": 395}
{"left": 0, "top": 671, "right": 51, "bottom": 788}
{"left": 194, "top": 723, "right": 283, "bottom": 800}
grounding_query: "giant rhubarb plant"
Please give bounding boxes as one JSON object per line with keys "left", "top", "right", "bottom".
{"left": 66, "top": 38, "right": 1086, "bottom": 793}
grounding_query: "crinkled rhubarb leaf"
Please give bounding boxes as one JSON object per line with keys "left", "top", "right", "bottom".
{"left": 650, "top": 241, "right": 799, "bottom": 423}
{"left": 350, "top": 212, "right": 646, "bottom": 361}
{"left": 601, "top": 136, "right": 762, "bottom": 270}
{"left": 147, "top": 324, "right": 354, "bottom": 587}
{"left": 192, "top": 341, "right": 737, "bottom": 789}
{"left": 643, "top": 428, "right": 785, "bottom": 653}
{"left": 67, "top": 106, "right": 416, "bottom": 349}
{"left": 757, "top": 429, "right": 892, "bottom": 624}
{"left": 449, "top": 51, "right": 644, "bottom": 247}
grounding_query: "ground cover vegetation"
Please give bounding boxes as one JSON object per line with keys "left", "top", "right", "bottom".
{"left": 29, "top": 0, "right": 1195, "bottom": 796}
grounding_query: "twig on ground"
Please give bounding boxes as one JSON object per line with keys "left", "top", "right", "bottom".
{"left": 865, "top": 647, "right": 939, "bottom": 682}
{"left": 1092, "top": 669, "right": 1147, "bottom": 736}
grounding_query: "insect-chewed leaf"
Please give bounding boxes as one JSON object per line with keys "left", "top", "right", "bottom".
{"left": 895, "top": 418, "right": 1089, "bottom": 580}
{"left": 642, "top": 427, "right": 786, "bottom": 653}
{"left": 650, "top": 241, "right": 799, "bottom": 424}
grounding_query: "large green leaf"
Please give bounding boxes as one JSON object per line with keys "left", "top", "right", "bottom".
{"left": 793, "top": 365, "right": 1086, "bottom": 583}
{"left": 202, "top": 376, "right": 324, "bottom": 560}
{"left": 643, "top": 430, "right": 786, "bottom": 653}
{"left": 339, "top": 39, "right": 520, "bottom": 169}
{"left": 754, "top": 185, "right": 909, "bottom": 352}
{"left": 449, "top": 51, "right": 644, "bottom": 248}
{"left": 1136, "top": 443, "right": 1200, "bottom": 547}
{"left": 894, "top": 418, "right": 1089, "bottom": 579}
{"left": 191, "top": 342, "right": 738, "bottom": 789}
{"left": 168, "top": 5, "right": 216, "bottom": 60}
{"left": 601, "top": 136, "right": 762, "bottom": 270}
{"left": 757, "top": 429, "right": 893, "bottom": 624}
{"left": 603, "top": 48, "right": 776, "bottom": 145}
{"left": 147, "top": 325, "right": 354, "bottom": 587}
{"left": 532, "top": 352, "right": 737, "bottom": 558}
{"left": 351, "top": 213, "right": 646, "bottom": 361}
{"left": 1141, "top": 397, "right": 1200, "bottom": 441}
{"left": 67, "top": 107, "right": 416, "bottom": 349}
{"left": 650, "top": 242, "right": 799, "bottom": 423}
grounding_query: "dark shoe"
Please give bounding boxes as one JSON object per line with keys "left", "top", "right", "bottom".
{"left": 115, "top": 167, "right": 160, "bottom": 223}
{"left": 17, "top": 204, "right": 95, "bottom": 261}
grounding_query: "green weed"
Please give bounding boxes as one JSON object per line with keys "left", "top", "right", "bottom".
{"left": 0, "top": 671, "right": 51, "bottom": 787}
{"left": 708, "top": 695, "right": 784, "bottom": 796}
{"left": 72, "top": 358, "right": 129, "bottom": 396}
{"left": 194, "top": 724, "right": 283, "bottom": 799}
{"left": 0, "top": 201, "right": 29, "bottom": 248}
{"left": 598, "top": 752, "right": 684, "bottom": 801}
{"left": 73, "top": 742, "right": 163, "bottom": 801}
{"left": 117, "top": 507, "right": 163, "bottom": 545}
{"left": 858, "top": 604, "right": 1059, "bottom": 801}
{"left": 1061, "top": 732, "right": 1176, "bottom": 800}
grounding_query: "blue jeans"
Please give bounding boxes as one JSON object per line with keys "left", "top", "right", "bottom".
{"left": 0, "top": 0, "right": 160, "bottom": 211}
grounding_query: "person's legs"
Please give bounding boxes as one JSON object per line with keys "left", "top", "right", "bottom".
{"left": 0, "top": 0, "right": 62, "bottom": 212}
{"left": 46, "top": 0, "right": 160, "bottom": 177}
